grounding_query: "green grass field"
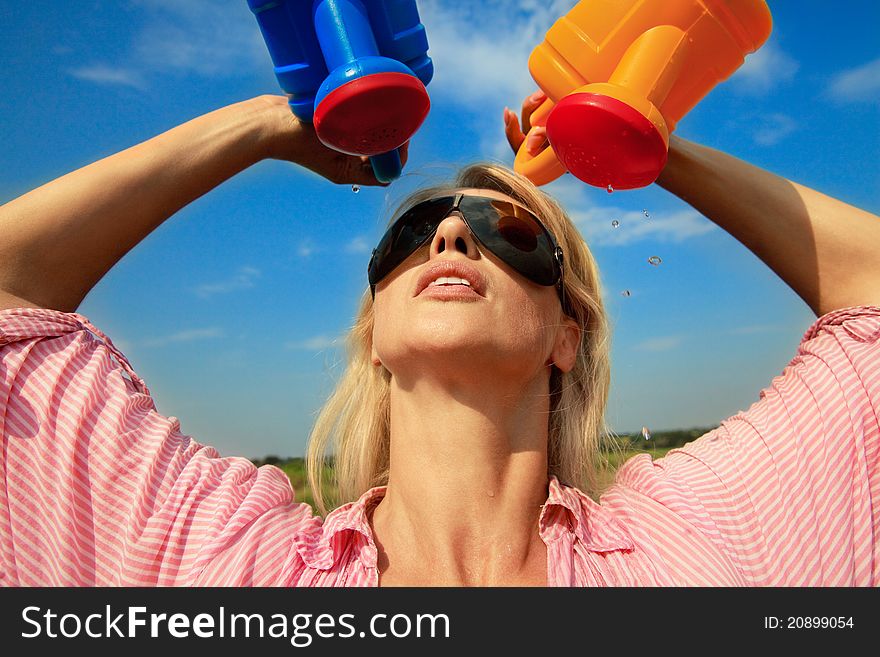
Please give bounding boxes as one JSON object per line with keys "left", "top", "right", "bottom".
{"left": 263, "top": 458, "right": 336, "bottom": 510}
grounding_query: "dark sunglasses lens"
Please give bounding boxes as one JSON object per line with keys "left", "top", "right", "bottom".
{"left": 497, "top": 215, "right": 539, "bottom": 252}
{"left": 368, "top": 197, "right": 453, "bottom": 285}
{"left": 459, "top": 198, "right": 559, "bottom": 286}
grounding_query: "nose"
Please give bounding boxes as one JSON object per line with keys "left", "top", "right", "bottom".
{"left": 429, "top": 214, "right": 479, "bottom": 260}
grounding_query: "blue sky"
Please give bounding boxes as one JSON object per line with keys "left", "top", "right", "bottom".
{"left": 2, "top": 0, "right": 878, "bottom": 458}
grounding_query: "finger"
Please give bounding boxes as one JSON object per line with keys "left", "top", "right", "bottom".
{"left": 504, "top": 107, "right": 525, "bottom": 154}
{"left": 524, "top": 126, "right": 548, "bottom": 156}
{"left": 325, "top": 154, "right": 382, "bottom": 187}
{"left": 520, "top": 90, "right": 546, "bottom": 135}
{"left": 352, "top": 154, "right": 397, "bottom": 187}
{"left": 355, "top": 156, "right": 386, "bottom": 186}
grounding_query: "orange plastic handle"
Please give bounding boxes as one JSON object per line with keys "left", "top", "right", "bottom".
{"left": 513, "top": 97, "right": 567, "bottom": 186}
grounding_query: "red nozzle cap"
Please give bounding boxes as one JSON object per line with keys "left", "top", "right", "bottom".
{"left": 314, "top": 72, "right": 430, "bottom": 157}
{"left": 545, "top": 92, "right": 668, "bottom": 190}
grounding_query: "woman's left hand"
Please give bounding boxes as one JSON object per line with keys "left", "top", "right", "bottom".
{"left": 503, "top": 90, "right": 548, "bottom": 157}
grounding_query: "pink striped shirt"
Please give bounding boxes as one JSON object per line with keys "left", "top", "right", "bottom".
{"left": 1, "top": 306, "right": 878, "bottom": 586}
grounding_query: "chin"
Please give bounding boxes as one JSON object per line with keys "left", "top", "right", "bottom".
{"left": 410, "top": 317, "right": 489, "bottom": 349}
{"left": 376, "top": 321, "right": 493, "bottom": 366}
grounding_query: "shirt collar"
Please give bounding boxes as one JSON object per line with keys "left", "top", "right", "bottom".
{"left": 294, "top": 485, "right": 385, "bottom": 571}
{"left": 540, "top": 476, "right": 634, "bottom": 552}
{"left": 296, "top": 475, "right": 632, "bottom": 571}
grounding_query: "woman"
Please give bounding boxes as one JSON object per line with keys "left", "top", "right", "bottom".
{"left": 0, "top": 93, "right": 877, "bottom": 586}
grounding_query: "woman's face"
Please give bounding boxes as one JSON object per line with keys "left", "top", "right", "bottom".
{"left": 371, "top": 188, "right": 579, "bottom": 384}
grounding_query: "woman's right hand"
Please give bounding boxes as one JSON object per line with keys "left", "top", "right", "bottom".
{"left": 255, "top": 94, "right": 409, "bottom": 187}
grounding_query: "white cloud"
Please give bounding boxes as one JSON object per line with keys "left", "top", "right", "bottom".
{"left": 131, "top": 0, "right": 268, "bottom": 77}
{"left": 297, "top": 240, "right": 317, "bottom": 258}
{"left": 142, "top": 327, "right": 223, "bottom": 348}
{"left": 730, "top": 40, "right": 799, "bottom": 95}
{"left": 826, "top": 58, "right": 880, "bottom": 103}
{"left": 68, "top": 65, "right": 146, "bottom": 89}
{"left": 285, "top": 334, "right": 341, "bottom": 351}
{"left": 417, "top": 0, "right": 573, "bottom": 159}
{"left": 633, "top": 335, "right": 684, "bottom": 352}
{"left": 572, "top": 206, "right": 717, "bottom": 247}
{"left": 345, "top": 236, "right": 372, "bottom": 254}
{"left": 523, "top": 175, "right": 718, "bottom": 247}
{"left": 419, "top": 0, "right": 572, "bottom": 96}
{"left": 66, "top": 1, "right": 271, "bottom": 87}
{"left": 752, "top": 113, "right": 797, "bottom": 146}
{"left": 193, "top": 266, "right": 260, "bottom": 298}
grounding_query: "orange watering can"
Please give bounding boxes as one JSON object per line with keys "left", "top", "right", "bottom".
{"left": 514, "top": 0, "right": 772, "bottom": 189}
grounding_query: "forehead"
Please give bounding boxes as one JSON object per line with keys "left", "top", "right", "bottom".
{"left": 453, "top": 187, "right": 519, "bottom": 205}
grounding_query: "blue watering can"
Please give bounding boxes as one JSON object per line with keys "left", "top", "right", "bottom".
{"left": 247, "top": 0, "right": 434, "bottom": 183}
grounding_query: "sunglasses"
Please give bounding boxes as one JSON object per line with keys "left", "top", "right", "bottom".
{"left": 368, "top": 193, "right": 565, "bottom": 298}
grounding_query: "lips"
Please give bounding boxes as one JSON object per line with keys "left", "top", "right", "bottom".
{"left": 414, "top": 260, "right": 488, "bottom": 298}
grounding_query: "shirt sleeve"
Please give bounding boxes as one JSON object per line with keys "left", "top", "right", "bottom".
{"left": 609, "top": 305, "right": 880, "bottom": 585}
{"left": 0, "top": 307, "right": 317, "bottom": 586}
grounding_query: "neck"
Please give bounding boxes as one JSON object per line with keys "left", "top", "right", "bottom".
{"left": 370, "top": 371, "right": 551, "bottom": 586}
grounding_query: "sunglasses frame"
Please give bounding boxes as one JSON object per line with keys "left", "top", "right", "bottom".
{"left": 368, "top": 193, "right": 566, "bottom": 310}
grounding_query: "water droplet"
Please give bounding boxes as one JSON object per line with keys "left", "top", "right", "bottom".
{"left": 621, "top": 289, "right": 631, "bottom": 297}
{"left": 647, "top": 255, "right": 662, "bottom": 266}
{"left": 643, "top": 209, "right": 650, "bottom": 218}
{"left": 611, "top": 219, "right": 620, "bottom": 228}
{"left": 351, "top": 184, "right": 360, "bottom": 194}
{"left": 606, "top": 184, "right": 614, "bottom": 194}
{"left": 641, "top": 426, "right": 652, "bottom": 441}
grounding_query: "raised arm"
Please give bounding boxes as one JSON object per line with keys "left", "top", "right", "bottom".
{"left": 0, "top": 95, "right": 393, "bottom": 313}
{"left": 656, "top": 135, "right": 880, "bottom": 317}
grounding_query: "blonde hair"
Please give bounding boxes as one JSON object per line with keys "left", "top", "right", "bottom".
{"left": 306, "top": 163, "right": 613, "bottom": 514}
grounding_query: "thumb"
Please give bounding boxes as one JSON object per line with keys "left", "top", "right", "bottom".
{"left": 524, "top": 126, "right": 548, "bottom": 156}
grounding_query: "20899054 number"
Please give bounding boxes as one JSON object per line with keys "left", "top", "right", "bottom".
{"left": 792, "top": 617, "right": 853, "bottom": 629}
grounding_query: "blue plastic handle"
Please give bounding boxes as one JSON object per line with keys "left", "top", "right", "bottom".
{"left": 369, "top": 149, "right": 403, "bottom": 184}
